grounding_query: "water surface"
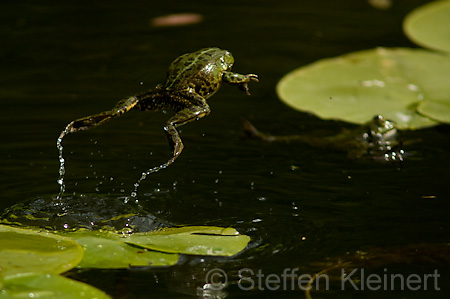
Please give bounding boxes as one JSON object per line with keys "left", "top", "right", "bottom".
{"left": 1, "top": 0, "right": 449, "bottom": 298}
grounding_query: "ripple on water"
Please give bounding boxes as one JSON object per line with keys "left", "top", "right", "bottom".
{"left": 0, "top": 194, "right": 172, "bottom": 232}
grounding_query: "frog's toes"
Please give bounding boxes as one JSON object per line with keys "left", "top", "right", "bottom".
{"left": 247, "top": 74, "right": 259, "bottom": 82}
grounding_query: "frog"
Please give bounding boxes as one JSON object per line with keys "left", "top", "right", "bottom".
{"left": 242, "top": 115, "right": 404, "bottom": 162}
{"left": 58, "top": 47, "right": 258, "bottom": 168}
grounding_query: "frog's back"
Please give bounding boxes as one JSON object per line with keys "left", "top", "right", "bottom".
{"left": 163, "top": 48, "right": 231, "bottom": 92}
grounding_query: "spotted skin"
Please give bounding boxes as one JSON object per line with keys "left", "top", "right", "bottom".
{"left": 59, "top": 47, "right": 258, "bottom": 167}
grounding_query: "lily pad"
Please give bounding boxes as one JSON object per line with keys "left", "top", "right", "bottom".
{"left": 126, "top": 226, "right": 250, "bottom": 256}
{"left": 64, "top": 230, "right": 179, "bottom": 269}
{"left": 0, "top": 273, "right": 110, "bottom": 299}
{"left": 403, "top": 0, "right": 450, "bottom": 53}
{"left": 417, "top": 99, "right": 450, "bottom": 123}
{"left": 0, "top": 225, "right": 83, "bottom": 276}
{"left": 63, "top": 226, "right": 250, "bottom": 269}
{"left": 277, "top": 47, "right": 450, "bottom": 129}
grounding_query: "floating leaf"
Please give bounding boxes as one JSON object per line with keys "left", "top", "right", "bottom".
{"left": 63, "top": 230, "right": 179, "bottom": 269}
{"left": 0, "top": 225, "right": 83, "bottom": 276}
{"left": 126, "top": 226, "right": 250, "bottom": 256}
{"left": 276, "top": 47, "right": 450, "bottom": 129}
{"left": 417, "top": 99, "right": 450, "bottom": 123}
{"left": 63, "top": 226, "right": 250, "bottom": 269}
{"left": 403, "top": 0, "right": 450, "bottom": 53}
{"left": 0, "top": 273, "right": 110, "bottom": 299}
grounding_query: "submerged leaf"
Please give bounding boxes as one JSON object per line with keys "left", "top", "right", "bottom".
{"left": 0, "top": 273, "right": 110, "bottom": 299}
{"left": 126, "top": 226, "right": 250, "bottom": 256}
{"left": 0, "top": 225, "right": 83, "bottom": 276}
{"left": 277, "top": 47, "right": 450, "bottom": 129}
{"left": 403, "top": 0, "right": 450, "bottom": 53}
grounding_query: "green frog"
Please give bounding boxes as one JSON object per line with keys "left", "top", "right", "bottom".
{"left": 242, "top": 115, "right": 404, "bottom": 162}
{"left": 59, "top": 47, "right": 258, "bottom": 167}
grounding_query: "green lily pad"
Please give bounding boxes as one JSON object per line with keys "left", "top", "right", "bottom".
{"left": 126, "top": 226, "right": 250, "bottom": 256}
{"left": 403, "top": 0, "right": 450, "bottom": 53}
{"left": 417, "top": 99, "right": 450, "bottom": 123}
{"left": 0, "top": 225, "right": 83, "bottom": 276}
{"left": 0, "top": 273, "right": 110, "bottom": 299}
{"left": 63, "top": 226, "right": 250, "bottom": 269}
{"left": 277, "top": 47, "right": 450, "bottom": 129}
{"left": 63, "top": 230, "right": 179, "bottom": 269}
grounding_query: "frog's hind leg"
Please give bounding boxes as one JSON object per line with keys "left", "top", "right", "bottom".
{"left": 164, "top": 102, "right": 211, "bottom": 166}
{"left": 59, "top": 96, "right": 140, "bottom": 139}
{"left": 133, "top": 100, "right": 211, "bottom": 194}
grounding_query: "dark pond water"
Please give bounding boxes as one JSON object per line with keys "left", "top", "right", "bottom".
{"left": 1, "top": 0, "right": 450, "bottom": 298}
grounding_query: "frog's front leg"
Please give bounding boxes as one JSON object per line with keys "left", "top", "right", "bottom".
{"left": 223, "top": 71, "right": 259, "bottom": 95}
{"left": 164, "top": 99, "right": 211, "bottom": 165}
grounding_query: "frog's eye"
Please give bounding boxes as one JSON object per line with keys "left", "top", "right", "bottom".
{"left": 222, "top": 51, "right": 234, "bottom": 68}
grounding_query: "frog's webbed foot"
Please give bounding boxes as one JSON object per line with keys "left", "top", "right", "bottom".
{"left": 59, "top": 96, "right": 140, "bottom": 140}
{"left": 223, "top": 72, "right": 259, "bottom": 95}
{"left": 164, "top": 103, "right": 211, "bottom": 166}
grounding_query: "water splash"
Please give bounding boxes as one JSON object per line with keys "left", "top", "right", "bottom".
{"left": 2, "top": 194, "right": 171, "bottom": 232}
{"left": 56, "top": 120, "right": 176, "bottom": 200}
{"left": 56, "top": 124, "right": 72, "bottom": 200}
{"left": 130, "top": 160, "right": 171, "bottom": 200}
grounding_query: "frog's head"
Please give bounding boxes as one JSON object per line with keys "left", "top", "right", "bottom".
{"left": 365, "top": 115, "right": 404, "bottom": 162}
{"left": 368, "top": 115, "right": 397, "bottom": 139}
{"left": 220, "top": 50, "right": 234, "bottom": 71}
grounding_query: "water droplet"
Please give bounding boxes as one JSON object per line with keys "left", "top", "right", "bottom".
{"left": 56, "top": 131, "right": 69, "bottom": 200}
